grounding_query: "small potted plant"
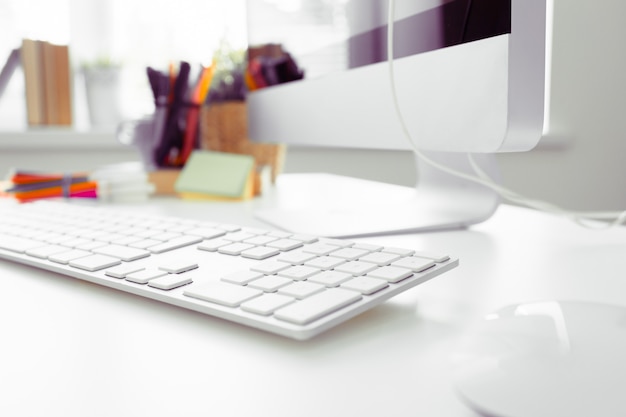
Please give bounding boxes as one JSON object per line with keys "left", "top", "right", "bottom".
{"left": 82, "top": 58, "right": 122, "bottom": 128}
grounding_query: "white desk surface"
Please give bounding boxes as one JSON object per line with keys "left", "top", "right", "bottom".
{"left": 2, "top": 187, "right": 626, "bottom": 417}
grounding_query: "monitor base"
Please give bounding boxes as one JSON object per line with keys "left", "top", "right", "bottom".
{"left": 254, "top": 152, "right": 500, "bottom": 238}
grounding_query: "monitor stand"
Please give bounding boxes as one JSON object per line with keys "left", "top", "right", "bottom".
{"left": 254, "top": 151, "right": 500, "bottom": 238}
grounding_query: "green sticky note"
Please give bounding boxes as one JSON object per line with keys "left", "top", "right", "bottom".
{"left": 174, "top": 151, "right": 255, "bottom": 198}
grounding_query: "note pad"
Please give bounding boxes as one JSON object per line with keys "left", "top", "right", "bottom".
{"left": 174, "top": 151, "right": 255, "bottom": 200}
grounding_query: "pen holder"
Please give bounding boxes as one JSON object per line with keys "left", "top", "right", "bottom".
{"left": 200, "top": 101, "right": 285, "bottom": 183}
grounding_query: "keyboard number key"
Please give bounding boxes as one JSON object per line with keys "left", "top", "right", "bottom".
{"left": 391, "top": 257, "right": 435, "bottom": 272}
{"left": 241, "top": 246, "right": 280, "bottom": 260}
{"left": 341, "top": 276, "right": 388, "bottom": 295}
{"left": 366, "top": 266, "right": 413, "bottom": 283}
{"left": 278, "top": 281, "right": 325, "bottom": 299}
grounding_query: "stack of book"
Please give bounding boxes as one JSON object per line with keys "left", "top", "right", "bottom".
{"left": 20, "top": 39, "right": 73, "bottom": 126}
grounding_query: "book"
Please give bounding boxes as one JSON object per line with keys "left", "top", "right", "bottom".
{"left": 21, "top": 39, "right": 46, "bottom": 125}
{"left": 20, "top": 39, "right": 73, "bottom": 126}
{"left": 51, "top": 43, "right": 72, "bottom": 125}
{"left": 43, "top": 41, "right": 58, "bottom": 124}
{"left": 0, "top": 48, "right": 20, "bottom": 99}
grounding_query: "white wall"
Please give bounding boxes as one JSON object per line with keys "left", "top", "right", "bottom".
{"left": 496, "top": 0, "right": 626, "bottom": 211}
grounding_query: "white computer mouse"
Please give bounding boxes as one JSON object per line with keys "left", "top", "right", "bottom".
{"left": 452, "top": 300, "right": 626, "bottom": 417}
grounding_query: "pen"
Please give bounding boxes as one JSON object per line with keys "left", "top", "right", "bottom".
{"left": 12, "top": 180, "right": 98, "bottom": 202}
{"left": 179, "top": 62, "right": 215, "bottom": 165}
{"left": 154, "top": 61, "right": 190, "bottom": 167}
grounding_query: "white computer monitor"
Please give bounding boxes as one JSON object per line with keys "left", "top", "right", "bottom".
{"left": 247, "top": 0, "right": 550, "bottom": 237}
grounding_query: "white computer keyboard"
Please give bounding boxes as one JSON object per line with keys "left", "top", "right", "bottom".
{"left": 0, "top": 200, "right": 458, "bottom": 340}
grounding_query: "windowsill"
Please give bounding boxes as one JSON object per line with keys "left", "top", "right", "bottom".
{"left": 0, "top": 128, "right": 124, "bottom": 150}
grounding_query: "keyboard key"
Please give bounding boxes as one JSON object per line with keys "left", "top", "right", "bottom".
{"left": 266, "top": 239, "right": 303, "bottom": 251}
{"left": 278, "top": 281, "right": 325, "bottom": 299}
{"left": 248, "top": 275, "right": 292, "bottom": 292}
{"left": 184, "top": 282, "right": 262, "bottom": 307}
{"left": 148, "top": 274, "right": 193, "bottom": 290}
{"left": 267, "top": 231, "right": 292, "bottom": 239}
{"left": 0, "top": 234, "right": 44, "bottom": 253}
{"left": 49, "top": 249, "right": 92, "bottom": 264}
{"left": 251, "top": 260, "right": 290, "bottom": 275}
{"left": 166, "top": 224, "right": 195, "bottom": 234}
{"left": 303, "top": 243, "right": 339, "bottom": 256}
{"left": 243, "top": 235, "right": 278, "bottom": 246}
{"left": 93, "top": 244, "right": 151, "bottom": 262}
{"left": 44, "top": 234, "right": 76, "bottom": 245}
{"left": 341, "top": 276, "right": 388, "bottom": 295}
{"left": 134, "top": 229, "right": 161, "bottom": 239}
{"left": 128, "top": 239, "right": 161, "bottom": 249}
{"left": 319, "top": 238, "right": 354, "bottom": 248}
{"left": 413, "top": 251, "right": 450, "bottom": 263}
{"left": 158, "top": 260, "right": 198, "bottom": 274}
{"left": 277, "top": 251, "right": 317, "bottom": 265}
{"left": 221, "top": 270, "right": 263, "bottom": 285}
{"left": 391, "top": 257, "right": 435, "bottom": 272}
{"left": 382, "top": 247, "right": 415, "bottom": 256}
{"left": 278, "top": 265, "right": 320, "bottom": 281}
{"left": 359, "top": 252, "right": 401, "bottom": 266}
{"left": 69, "top": 254, "right": 121, "bottom": 272}
{"left": 223, "top": 231, "right": 256, "bottom": 242}
{"left": 366, "top": 266, "right": 413, "bottom": 283}
{"left": 110, "top": 236, "right": 145, "bottom": 246}
{"left": 75, "top": 240, "right": 108, "bottom": 251}
{"left": 241, "top": 246, "right": 280, "bottom": 260}
{"left": 197, "top": 238, "right": 231, "bottom": 252}
{"left": 241, "top": 293, "right": 295, "bottom": 316}
{"left": 241, "top": 227, "right": 269, "bottom": 235}
{"left": 105, "top": 264, "right": 146, "bottom": 279}
{"left": 216, "top": 223, "right": 241, "bottom": 233}
{"left": 304, "top": 256, "right": 345, "bottom": 270}
{"left": 307, "top": 270, "right": 352, "bottom": 287}
{"left": 185, "top": 227, "right": 226, "bottom": 240}
{"left": 151, "top": 231, "right": 183, "bottom": 242}
{"left": 352, "top": 243, "right": 383, "bottom": 252}
{"left": 218, "top": 242, "right": 255, "bottom": 256}
{"left": 289, "top": 234, "right": 318, "bottom": 244}
{"left": 25, "top": 244, "right": 70, "bottom": 259}
{"left": 334, "top": 261, "right": 377, "bottom": 276}
{"left": 148, "top": 235, "right": 202, "bottom": 254}
{"left": 125, "top": 268, "right": 168, "bottom": 284}
{"left": 330, "top": 247, "right": 370, "bottom": 261}
{"left": 274, "top": 289, "right": 362, "bottom": 325}
{"left": 93, "top": 233, "right": 127, "bottom": 243}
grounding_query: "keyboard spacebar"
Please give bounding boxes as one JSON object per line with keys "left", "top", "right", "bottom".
{"left": 274, "top": 289, "right": 362, "bottom": 325}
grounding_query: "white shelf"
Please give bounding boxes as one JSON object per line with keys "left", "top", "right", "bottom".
{"left": 0, "top": 128, "right": 124, "bottom": 151}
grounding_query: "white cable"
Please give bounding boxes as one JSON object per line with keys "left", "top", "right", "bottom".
{"left": 386, "top": 0, "right": 626, "bottom": 229}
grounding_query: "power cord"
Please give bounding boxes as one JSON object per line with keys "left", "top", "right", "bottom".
{"left": 386, "top": 0, "right": 626, "bottom": 228}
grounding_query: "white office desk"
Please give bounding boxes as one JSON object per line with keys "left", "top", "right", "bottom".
{"left": 1, "top": 185, "right": 626, "bottom": 417}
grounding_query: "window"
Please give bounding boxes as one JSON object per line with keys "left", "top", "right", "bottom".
{"left": 0, "top": 0, "right": 247, "bottom": 129}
